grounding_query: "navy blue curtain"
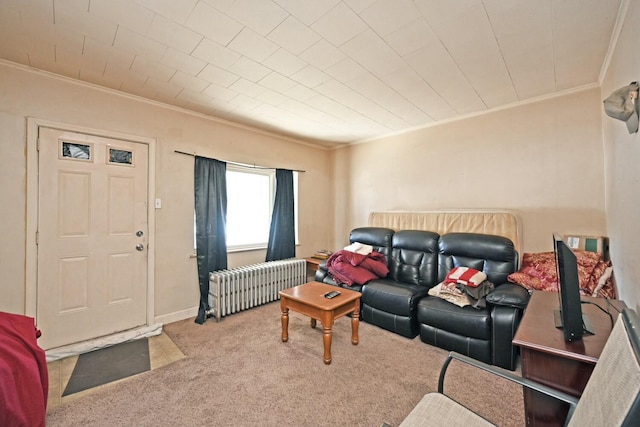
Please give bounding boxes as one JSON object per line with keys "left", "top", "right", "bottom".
{"left": 194, "top": 156, "right": 228, "bottom": 324}
{"left": 265, "top": 169, "right": 295, "bottom": 261}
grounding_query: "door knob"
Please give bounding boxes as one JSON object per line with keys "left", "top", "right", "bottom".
{"left": 136, "top": 244, "right": 144, "bottom": 251}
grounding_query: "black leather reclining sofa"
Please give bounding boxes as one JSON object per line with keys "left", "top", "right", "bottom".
{"left": 315, "top": 227, "right": 530, "bottom": 370}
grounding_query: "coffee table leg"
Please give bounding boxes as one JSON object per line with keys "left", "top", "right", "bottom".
{"left": 323, "top": 324, "right": 333, "bottom": 364}
{"left": 351, "top": 302, "right": 360, "bottom": 345}
{"left": 281, "top": 301, "right": 289, "bottom": 343}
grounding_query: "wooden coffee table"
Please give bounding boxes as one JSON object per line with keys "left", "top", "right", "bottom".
{"left": 279, "top": 281, "right": 361, "bottom": 364}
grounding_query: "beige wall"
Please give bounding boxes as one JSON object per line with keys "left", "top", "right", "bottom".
{"left": 331, "top": 87, "right": 607, "bottom": 254}
{"left": 0, "top": 63, "right": 334, "bottom": 322}
{"left": 601, "top": 0, "right": 640, "bottom": 312}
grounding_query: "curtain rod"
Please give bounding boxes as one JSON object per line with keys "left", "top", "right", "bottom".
{"left": 174, "top": 150, "right": 305, "bottom": 173}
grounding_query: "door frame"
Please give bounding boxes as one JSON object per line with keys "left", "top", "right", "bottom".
{"left": 25, "top": 117, "right": 157, "bottom": 334}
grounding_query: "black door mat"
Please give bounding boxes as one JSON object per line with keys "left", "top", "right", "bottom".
{"left": 63, "top": 338, "right": 150, "bottom": 396}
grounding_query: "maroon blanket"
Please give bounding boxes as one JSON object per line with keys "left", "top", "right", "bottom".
{"left": 327, "top": 250, "right": 389, "bottom": 286}
{"left": 0, "top": 312, "right": 48, "bottom": 427}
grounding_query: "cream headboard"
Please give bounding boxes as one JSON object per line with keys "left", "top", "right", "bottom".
{"left": 368, "top": 210, "right": 523, "bottom": 256}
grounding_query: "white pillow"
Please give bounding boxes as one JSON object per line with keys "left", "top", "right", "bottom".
{"left": 343, "top": 242, "right": 373, "bottom": 255}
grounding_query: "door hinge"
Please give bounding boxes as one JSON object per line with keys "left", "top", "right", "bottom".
{"left": 35, "top": 231, "right": 39, "bottom": 245}
{"left": 36, "top": 138, "right": 40, "bottom": 151}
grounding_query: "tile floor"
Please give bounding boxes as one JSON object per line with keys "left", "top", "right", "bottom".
{"left": 46, "top": 332, "right": 184, "bottom": 411}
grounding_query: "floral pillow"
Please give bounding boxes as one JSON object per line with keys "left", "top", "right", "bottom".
{"left": 508, "top": 251, "right": 616, "bottom": 298}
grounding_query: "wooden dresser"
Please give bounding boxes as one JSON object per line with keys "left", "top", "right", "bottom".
{"left": 513, "top": 291, "right": 626, "bottom": 426}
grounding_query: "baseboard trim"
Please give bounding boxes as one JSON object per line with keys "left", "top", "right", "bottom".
{"left": 155, "top": 307, "right": 198, "bottom": 325}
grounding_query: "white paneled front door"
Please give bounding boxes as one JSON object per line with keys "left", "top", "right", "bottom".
{"left": 37, "top": 127, "right": 149, "bottom": 350}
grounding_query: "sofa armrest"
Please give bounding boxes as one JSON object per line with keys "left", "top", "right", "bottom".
{"left": 315, "top": 260, "right": 338, "bottom": 286}
{"left": 486, "top": 283, "right": 530, "bottom": 309}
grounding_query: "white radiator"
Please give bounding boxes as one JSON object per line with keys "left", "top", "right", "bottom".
{"left": 208, "top": 258, "right": 307, "bottom": 321}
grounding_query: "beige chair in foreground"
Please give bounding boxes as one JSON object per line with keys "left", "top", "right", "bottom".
{"left": 399, "top": 308, "right": 640, "bottom": 427}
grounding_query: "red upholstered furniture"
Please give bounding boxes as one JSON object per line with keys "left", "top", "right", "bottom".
{"left": 0, "top": 312, "right": 48, "bottom": 427}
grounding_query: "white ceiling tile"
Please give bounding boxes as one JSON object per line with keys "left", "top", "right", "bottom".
{"left": 381, "top": 66, "right": 454, "bottom": 120}
{"left": 198, "top": 63, "right": 239, "bottom": 87}
{"left": 359, "top": 0, "right": 421, "bottom": 37}
{"left": 262, "top": 49, "right": 308, "bottom": 77}
{"left": 89, "top": 0, "right": 154, "bottom": 34}
{"left": 202, "top": 83, "right": 239, "bottom": 102}
{"left": 280, "top": 98, "right": 337, "bottom": 124}
{"left": 147, "top": 14, "right": 203, "bottom": 54}
{"left": 226, "top": 0, "right": 288, "bottom": 36}
{"left": 325, "top": 58, "right": 368, "bottom": 83}
{"left": 191, "top": 38, "right": 241, "bottom": 70}
{"left": 389, "top": 102, "right": 433, "bottom": 127}
{"left": 255, "top": 88, "right": 288, "bottom": 106}
{"left": 414, "top": 0, "right": 482, "bottom": 21}
{"left": 177, "top": 88, "right": 212, "bottom": 105}
{"left": 136, "top": 0, "right": 199, "bottom": 24}
{"left": 227, "top": 56, "right": 271, "bottom": 82}
{"left": 272, "top": 0, "right": 341, "bottom": 25}
{"left": 384, "top": 18, "right": 432, "bottom": 57}
{"left": 343, "top": 0, "right": 377, "bottom": 14}
{"left": 104, "top": 59, "right": 146, "bottom": 85}
{"left": 0, "top": 0, "right": 623, "bottom": 144}
{"left": 299, "top": 39, "right": 346, "bottom": 70}
{"left": 184, "top": 1, "right": 243, "bottom": 45}
{"left": 506, "top": 56, "right": 555, "bottom": 99}
{"left": 113, "top": 27, "right": 168, "bottom": 62}
{"left": 290, "top": 65, "right": 331, "bottom": 88}
{"left": 7, "top": 0, "right": 55, "bottom": 24}
{"left": 169, "top": 70, "right": 210, "bottom": 92}
{"left": 259, "top": 72, "right": 297, "bottom": 93}
{"left": 314, "top": 79, "right": 409, "bottom": 129}
{"left": 404, "top": 44, "right": 486, "bottom": 114}
{"left": 55, "top": 43, "right": 103, "bottom": 74}
{"left": 160, "top": 48, "right": 206, "bottom": 76}
{"left": 287, "top": 84, "right": 317, "bottom": 102}
{"left": 339, "top": 29, "right": 404, "bottom": 76}
{"left": 54, "top": 1, "right": 118, "bottom": 45}
{"left": 130, "top": 55, "right": 177, "bottom": 82}
{"left": 229, "top": 93, "right": 262, "bottom": 110}
{"left": 311, "top": 3, "right": 367, "bottom": 47}
{"left": 228, "top": 78, "right": 267, "bottom": 97}
{"left": 199, "top": 0, "right": 236, "bottom": 14}
{"left": 227, "top": 27, "right": 279, "bottom": 63}
{"left": 267, "top": 15, "right": 322, "bottom": 55}
{"left": 306, "top": 95, "right": 378, "bottom": 127}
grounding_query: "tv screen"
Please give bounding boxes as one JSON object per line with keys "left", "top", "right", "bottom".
{"left": 553, "top": 233, "right": 594, "bottom": 341}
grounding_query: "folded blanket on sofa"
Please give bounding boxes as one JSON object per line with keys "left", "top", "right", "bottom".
{"left": 326, "top": 250, "right": 389, "bottom": 286}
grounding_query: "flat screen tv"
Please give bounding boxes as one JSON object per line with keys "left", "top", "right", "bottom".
{"left": 553, "top": 233, "right": 594, "bottom": 342}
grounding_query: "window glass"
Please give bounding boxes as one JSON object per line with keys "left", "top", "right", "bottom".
{"left": 62, "top": 142, "right": 91, "bottom": 160}
{"left": 226, "top": 168, "right": 273, "bottom": 249}
{"left": 108, "top": 148, "right": 133, "bottom": 165}
{"left": 194, "top": 167, "right": 298, "bottom": 251}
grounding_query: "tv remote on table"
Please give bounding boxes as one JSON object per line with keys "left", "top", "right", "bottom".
{"left": 324, "top": 291, "right": 341, "bottom": 299}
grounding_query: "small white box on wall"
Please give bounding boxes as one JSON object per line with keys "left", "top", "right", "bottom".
{"left": 564, "top": 235, "right": 609, "bottom": 260}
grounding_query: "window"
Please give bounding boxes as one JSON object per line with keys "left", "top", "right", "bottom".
{"left": 195, "top": 166, "right": 298, "bottom": 252}
{"left": 226, "top": 166, "right": 273, "bottom": 249}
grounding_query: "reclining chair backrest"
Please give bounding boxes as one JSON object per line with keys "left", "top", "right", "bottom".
{"left": 568, "top": 308, "right": 640, "bottom": 426}
{"left": 349, "top": 227, "right": 394, "bottom": 259}
{"left": 388, "top": 230, "right": 440, "bottom": 287}
{"left": 438, "top": 233, "right": 518, "bottom": 285}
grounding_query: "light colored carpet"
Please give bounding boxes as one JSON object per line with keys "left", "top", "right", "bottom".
{"left": 46, "top": 302, "right": 524, "bottom": 426}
